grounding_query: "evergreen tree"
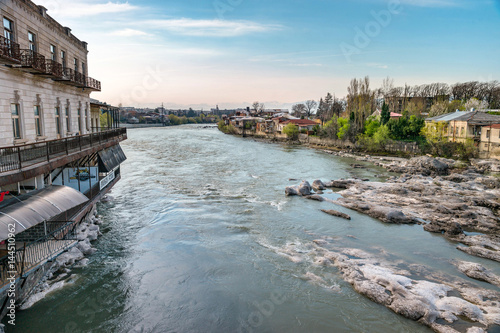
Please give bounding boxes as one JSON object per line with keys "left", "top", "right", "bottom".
{"left": 381, "top": 102, "right": 390, "bottom": 125}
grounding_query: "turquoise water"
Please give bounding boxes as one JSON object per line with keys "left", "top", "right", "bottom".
{"left": 8, "top": 125, "right": 498, "bottom": 332}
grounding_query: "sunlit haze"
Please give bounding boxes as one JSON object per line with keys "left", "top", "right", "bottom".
{"left": 35, "top": 0, "right": 500, "bottom": 109}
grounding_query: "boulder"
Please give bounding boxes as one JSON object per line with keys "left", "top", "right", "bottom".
{"left": 297, "top": 181, "right": 312, "bottom": 196}
{"left": 324, "top": 179, "right": 357, "bottom": 189}
{"left": 312, "top": 179, "right": 326, "bottom": 191}
{"left": 455, "top": 261, "right": 500, "bottom": 287}
{"left": 305, "top": 195, "right": 325, "bottom": 202}
{"left": 403, "top": 156, "right": 450, "bottom": 176}
{"left": 285, "top": 186, "right": 299, "bottom": 196}
{"left": 321, "top": 209, "right": 351, "bottom": 220}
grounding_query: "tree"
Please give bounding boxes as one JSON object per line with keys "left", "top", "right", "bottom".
{"left": 292, "top": 103, "right": 306, "bottom": 118}
{"left": 373, "top": 125, "right": 390, "bottom": 146}
{"left": 364, "top": 119, "right": 380, "bottom": 137}
{"left": 283, "top": 123, "right": 299, "bottom": 140}
{"left": 380, "top": 102, "right": 390, "bottom": 125}
{"left": 187, "top": 108, "right": 196, "bottom": 117}
{"left": 346, "top": 76, "right": 376, "bottom": 135}
{"left": 99, "top": 112, "right": 109, "bottom": 128}
{"left": 252, "top": 102, "right": 265, "bottom": 114}
{"left": 337, "top": 118, "right": 350, "bottom": 140}
{"left": 464, "top": 98, "right": 489, "bottom": 111}
{"left": 429, "top": 101, "right": 449, "bottom": 117}
{"left": 304, "top": 100, "right": 317, "bottom": 118}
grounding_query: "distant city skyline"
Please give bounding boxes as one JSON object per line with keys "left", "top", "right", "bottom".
{"left": 35, "top": 0, "right": 500, "bottom": 109}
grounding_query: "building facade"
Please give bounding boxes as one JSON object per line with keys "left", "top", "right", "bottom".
{"left": 0, "top": 0, "right": 126, "bottom": 320}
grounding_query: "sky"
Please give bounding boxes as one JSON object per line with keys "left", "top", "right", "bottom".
{"left": 34, "top": 0, "right": 500, "bottom": 110}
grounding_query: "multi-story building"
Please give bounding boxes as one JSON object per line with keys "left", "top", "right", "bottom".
{"left": 0, "top": 0, "right": 126, "bottom": 319}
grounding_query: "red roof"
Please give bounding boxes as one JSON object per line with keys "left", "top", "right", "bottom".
{"left": 390, "top": 112, "right": 403, "bottom": 117}
{"left": 483, "top": 124, "right": 500, "bottom": 129}
{"left": 282, "top": 119, "right": 317, "bottom": 126}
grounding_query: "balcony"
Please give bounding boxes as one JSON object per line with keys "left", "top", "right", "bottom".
{"left": 86, "top": 77, "right": 101, "bottom": 91}
{"left": 42, "top": 59, "right": 63, "bottom": 78}
{"left": 0, "top": 128, "right": 127, "bottom": 186}
{"left": 54, "top": 67, "right": 83, "bottom": 86}
{"left": 0, "top": 36, "right": 21, "bottom": 64}
{"left": 20, "top": 49, "right": 46, "bottom": 73}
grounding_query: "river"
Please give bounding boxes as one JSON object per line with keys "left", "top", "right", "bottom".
{"left": 10, "top": 125, "right": 497, "bottom": 333}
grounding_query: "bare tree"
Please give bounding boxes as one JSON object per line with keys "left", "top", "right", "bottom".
{"left": 304, "top": 100, "right": 317, "bottom": 118}
{"left": 292, "top": 103, "right": 306, "bottom": 118}
{"left": 251, "top": 101, "right": 265, "bottom": 114}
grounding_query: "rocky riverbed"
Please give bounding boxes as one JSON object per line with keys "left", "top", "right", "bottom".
{"left": 286, "top": 156, "right": 500, "bottom": 332}
{"left": 269, "top": 238, "right": 500, "bottom": 333}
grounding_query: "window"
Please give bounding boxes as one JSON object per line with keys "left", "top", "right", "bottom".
{"left": 74, "top": 58, "right": 78, "bottom": 72}
{"left": 65, "top": 107, "right": 70, "bottom": 132}
{"left": 82, "top": 62, "right": 86, "bottom": 76}
{"left": 3, "top": 18, "right": 14, "bottom": 41}
{"left": 11, "top": 104, "right": 21, "bottom": 139}
{"left": 34, "top": 105, "right": 42, "bottom": 136}
{"left": 28, "top": 32, "right": 36, "bottom": 52}
{"left": 55, "top": 107, "right": 61, "bottom": 136}
{"left": 77, "top": 108, "right": 82, "bottom": 133}
{"left": 61, "top": 50, "right": 66, "bottom": 69}
{"left": 50, "top": 45, "right": 56, "bottom": 61}
{"left": 460, "top": 127, "right": 464, "bottom": 136}
{"left": 486, "top": 130, "right": 490, "bottom": 139}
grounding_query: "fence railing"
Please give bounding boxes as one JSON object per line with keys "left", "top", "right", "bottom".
{"left": 0, "top": 221, "right": 78, "bottom": 286}
{"left": 0, "top": 36, "right": 21, "bottom": 63}
{"left": 0, "top": 128, "right": 126, "bottom": 174}
{"left": 45, "top": 59, "right": 63, "bottom": 78}
{"left": 20, "top": 49, "right": 46, "bottom": 73}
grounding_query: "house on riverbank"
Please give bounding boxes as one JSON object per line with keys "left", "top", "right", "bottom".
{"left": 425, "top": 111, "right": 500, "bottom": 159}
{"left": 0, "top": 0, "right": 126, "bottom": 321}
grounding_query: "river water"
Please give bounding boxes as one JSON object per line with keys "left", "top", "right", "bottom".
{"left": 9, "top": 126, "right": 499, "bottom": 333}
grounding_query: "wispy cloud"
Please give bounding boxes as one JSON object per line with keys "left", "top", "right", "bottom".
{"left": 143, "top": 19, "right": 283, "bottom": 37}
{"left": 109, "top": 29, "right": 150, "bottom": 37}
{"left": 290, "top": 63, "right": 323, "bottom": 67}
{"left": 366, "top": 63, "right": 388, "bottom": 69}
{"left": 37, "top": 0, "right": 138, "bottom": 18}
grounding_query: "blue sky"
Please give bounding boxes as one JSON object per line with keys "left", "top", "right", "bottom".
{"left": 35, "top": 0, "right": 500, "bottom": 109}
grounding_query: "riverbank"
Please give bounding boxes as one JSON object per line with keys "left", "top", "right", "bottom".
{"left": 285, "top": 156, "right": 500, "bottom": 332}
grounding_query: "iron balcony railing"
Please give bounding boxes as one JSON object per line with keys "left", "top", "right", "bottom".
{"left": 20, "top": 49, "right": 46, "bottom": 73}
{"left": 45, "top": 59, "right": 63, "bottom": 78}
{"left": 0, "top": 128, "right": 126, "bottom": 174}
{"left": 86, "top": 77, "right": 101, "bottom": 91}
{"left": 0, "top": 36, "right": 21, "bottom": 64}
{"left": 0, "top": 221, "right": 78, "bottom": 286}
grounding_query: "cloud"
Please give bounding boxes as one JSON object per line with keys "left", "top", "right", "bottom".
{"left": 109, "top": 29, "right": 150, "bottom": 37}
{"left": 36, "top": 0, "right": 138, "bottom": 18}
{"left": 366, "top": 63, "right": 388, "bottom": 69}
{"left": 289, "top": 63, "right": 323, "bottom": 67}
{"left": 143, "top": 19, "right": 283, "bottom": 37}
